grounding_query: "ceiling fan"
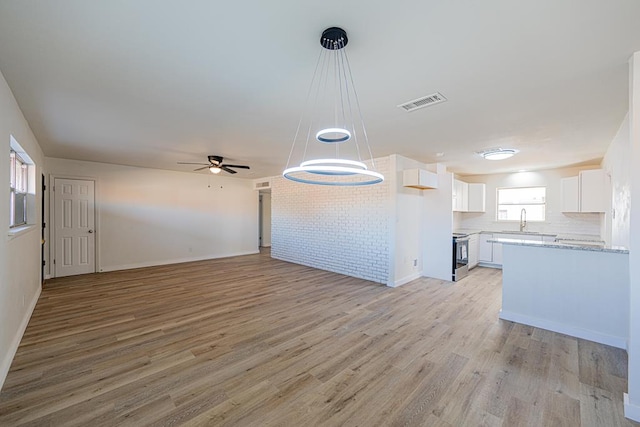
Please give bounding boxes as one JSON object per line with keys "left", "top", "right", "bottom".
{"left": 178, "top": 155, "right": 250, "bottom": 174}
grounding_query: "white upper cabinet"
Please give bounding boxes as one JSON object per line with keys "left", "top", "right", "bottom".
{"left": 403, "top": 168, "right": 438, "bottom": 189}
{"left": 452, "top": 179, "right": 468, "bottom": 212}
{"left": 453, "top": 180, "right": 484, "bottom": 212}
{"left": 467, "top": 183, "right": 486, "bottom": 212}
{"left": 561, "top": 169, "right": 608, "bottom": 213}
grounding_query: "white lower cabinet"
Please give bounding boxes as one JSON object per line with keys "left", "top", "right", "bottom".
{"left": 478, "top": 233, "right": 493, "bottom": 263}
{"left": 478, "top": 232, "right": 552, "bottom": 268}
{"left": 468, "top": 234, "right": 479, "bottom": 269}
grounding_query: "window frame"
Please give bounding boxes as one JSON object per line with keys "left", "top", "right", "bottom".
{"left": 496, "top": 186, "right": 547, "bottom": 222}
{"left": 10, "top": 149, "right": 29, "bottom": 228}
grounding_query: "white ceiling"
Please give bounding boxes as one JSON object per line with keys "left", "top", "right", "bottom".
{"left": 1, "top": 1, "right": 639, "bottom": 178}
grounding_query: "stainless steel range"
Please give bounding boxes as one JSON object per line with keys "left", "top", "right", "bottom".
{"left": 452, "top": 233, "right": 469, "bottom": 281}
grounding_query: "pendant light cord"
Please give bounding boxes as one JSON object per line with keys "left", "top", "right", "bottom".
{"left": 285, "top": 47, "right": 325, "bottom": 169}
{"left": 342, "top": 47, "right": 376, "bottom": 170}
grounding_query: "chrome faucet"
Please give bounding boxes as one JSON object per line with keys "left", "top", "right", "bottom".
{"left": 520, "top": 208, "right": 527, "bottom": 232}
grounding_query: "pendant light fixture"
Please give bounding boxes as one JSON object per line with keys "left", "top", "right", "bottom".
{"left": 283, "top": 27, "right": 384, "bottom": 186}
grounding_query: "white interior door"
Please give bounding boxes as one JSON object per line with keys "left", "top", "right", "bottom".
{"left": 54, "top": 178, "right": 95, "bottom": 277}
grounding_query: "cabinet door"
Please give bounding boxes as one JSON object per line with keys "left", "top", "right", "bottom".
{"left": 478, "top": 234, "right": 493, "bottom": 262}
{"left": 461, "top": 181, "right": 469, "bottom": 212}
{"left": 580, "top": 169, "right": 606, "bottom": 213}
{"left": 561, "top": 176, "right": 579, "bottom": 213}
{"left": 452, "top": 180, "right": 461, "bottom": 211}
{"left": 492, "top": 242, "right": 503, "bottom": 265}
{"left": 468, "top": 234, "right": 479, "bottom": 268}
{"left": 468, "top": 183, "right": 486, "bottom": 212}
{"left": 452, "top": 179, "right": 458, "bottom": 211}
{"left": 452, "top": 180, "right": 469, "bottom": 212}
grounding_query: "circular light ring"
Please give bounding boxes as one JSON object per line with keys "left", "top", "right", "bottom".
{"left": 316, "top": 128, "right": 351, "bottom": 143}
{"left": 300, "top": 158, "right": 368, "bottom": 170}
{"left": 283, "top": 165, "right": 384, "bottom": 186}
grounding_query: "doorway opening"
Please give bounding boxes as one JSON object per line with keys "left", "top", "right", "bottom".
{"left": 259, "top": 191, "right": 271, "bottom": 248}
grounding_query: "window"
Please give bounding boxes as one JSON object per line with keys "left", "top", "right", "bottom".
{"left": 10, "top": 149, "right": 28, "bottom": 227}
{"left": 497, "top": 186, "right": 546, "bottom": 221}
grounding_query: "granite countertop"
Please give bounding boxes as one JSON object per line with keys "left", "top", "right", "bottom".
{"left": 455, "top": 229, "right": 605, "bottom": 242}
{"left": 488, "top": 237, "right": 629, "bottom": 254}
{"left": 453, "top": 229, "right": 483, "bottom": 236}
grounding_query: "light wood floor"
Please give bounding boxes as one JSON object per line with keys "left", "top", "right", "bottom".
{"left": 0, "top": 250, "right": 636, "bottom": 426}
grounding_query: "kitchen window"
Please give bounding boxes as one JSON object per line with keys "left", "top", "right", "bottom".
{"left": 10, "top": 149, "right": 29, "bottom": 227}
{"left": 497, "top": 186, "right": 546, "bottom": 221}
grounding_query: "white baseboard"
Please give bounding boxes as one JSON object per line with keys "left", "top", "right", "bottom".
{"left": 625, "top": 394, "right": 640, "bottom": 422}
{"left": 388, "top": 272, "right": 422, "bottom": 288}
{"left": 99, "top": 250, "right": 260, "bottom": 273}
{"left": 499, "top": 310, "right": 627, "bottom": 350}
{"left": 0, "top": 285, "right": 41, "bottom": 391}
{"left": 477, "top": 262, "right": 501, "bottom": 269}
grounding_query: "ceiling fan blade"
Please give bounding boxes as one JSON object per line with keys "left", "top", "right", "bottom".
{"left": 193, "top": 166, "right": 211, "bottom": 171}
{"left": 178, "top": 162, "right": 210, "bottom": 165}
{"left": 222, "top": 164, "right": 250, "bottom": 169}
{"left": 220, "top": 166, "right": 237, "bottom": 174}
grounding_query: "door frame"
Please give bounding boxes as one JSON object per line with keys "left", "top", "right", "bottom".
{"left": 49, "top": 174, "right": 100, "bottom": 278}
{"left": 41, "top": 173, "right": 45, "bottom": 285}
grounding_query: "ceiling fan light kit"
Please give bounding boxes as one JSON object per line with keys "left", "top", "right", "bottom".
{"left": 178, "top": 155, "right": 250, "bottom": 175}
{"left": 283, "top": 27, "right": 384, "bottom": 186}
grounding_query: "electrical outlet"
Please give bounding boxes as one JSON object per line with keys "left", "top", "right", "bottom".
{"left": 413, "top": 259, "right": 418, "bottom": 267}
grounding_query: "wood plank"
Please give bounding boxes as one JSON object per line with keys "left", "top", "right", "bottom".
{"left": 0, "top": 251, "right": 635, "bottom": 426}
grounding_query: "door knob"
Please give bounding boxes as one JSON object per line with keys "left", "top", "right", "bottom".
{"left": 88, "top": 230, "right": 94, "bottom": 233}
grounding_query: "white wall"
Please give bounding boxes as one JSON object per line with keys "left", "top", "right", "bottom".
{"left": 390, "top": 155, "right": 428, "bottom": 287}
{"left": 0, "top": 70, "right": 45, "bottom": 390}
{"left": 260, "top": 192, "right": 272, "bottom": 247}
{"left": 626, "top": 51, "right": 640, "bottom": 422}
{"left": 423, "top": 167, "right": 454, "bottom": 281}
{"left": 45, "top": 158, "right": 259, "bottom": 273}
{"left": 458, "top": 167, "right": 603, "bottom": 237}
{"left": 271, "top": 157, "right": 390, "bottom": 284}
{"left": 602, "top": 114, "right": 631, "bottom": 248}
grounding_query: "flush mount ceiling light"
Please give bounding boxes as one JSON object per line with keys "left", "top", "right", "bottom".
{"left": 283, "top": 27, "right": 384, "bottom": 186}
{"left": 477, "top": 148, "right": 519, "bottom": 160}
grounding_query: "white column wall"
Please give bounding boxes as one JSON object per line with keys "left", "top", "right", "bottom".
{"left": 423, "top": 169, "right": 454, "bottom": 281}
{"left": 626, "top": 51, "right": 640, "bottom": 422}
{"left": 602, "top": 114, "right": 631, "bottom": 248}
{"left": 390, "top": 155, "right": 429, "bottom": 287}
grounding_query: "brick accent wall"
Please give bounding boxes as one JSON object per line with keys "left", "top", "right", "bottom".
{"left": 271, "top": 157, "right": 390, "bottom": 284}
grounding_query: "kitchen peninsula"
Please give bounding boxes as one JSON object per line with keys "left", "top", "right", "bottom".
{"left": 492, "top": 237, "right": 630, "bottom": 349}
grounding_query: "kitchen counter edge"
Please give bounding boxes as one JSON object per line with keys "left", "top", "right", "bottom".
{"left": 488, "top": 238, "right": 629, "bottom": 254}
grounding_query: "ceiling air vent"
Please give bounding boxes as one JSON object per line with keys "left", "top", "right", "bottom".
{"left": 253, "top": 180, "right": 271, "bottom": 190}
{"left": 398, "top": 92, "right": 447, "bottom": 112}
